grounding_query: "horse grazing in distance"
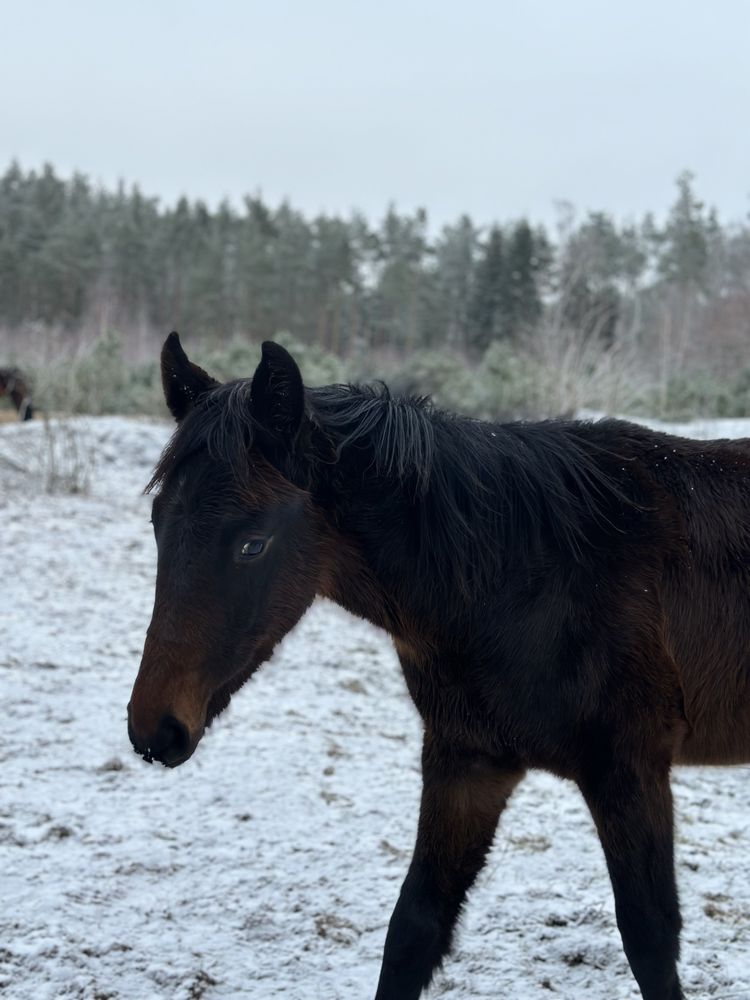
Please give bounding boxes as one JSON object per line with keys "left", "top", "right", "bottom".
{"left": 0, "top": 367, "right": 34, "bottom": 421}
{"left": 129, "top": 333, "right": 750, "bottom": 1000}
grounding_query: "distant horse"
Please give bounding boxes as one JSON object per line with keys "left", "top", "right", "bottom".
{"left": 129, "top": 333, "right": 750, "bottom": 1000}
{"left": 0, "top": 367, "right": 34, "bottom": 421}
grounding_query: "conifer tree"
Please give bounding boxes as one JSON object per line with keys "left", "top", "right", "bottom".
{"left": 470, "top": 226, "right": 508, "bottom": 352}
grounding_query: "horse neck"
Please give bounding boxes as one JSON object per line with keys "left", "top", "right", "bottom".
{"left": 313, "top": 450, "right": 452, "bottom": 644}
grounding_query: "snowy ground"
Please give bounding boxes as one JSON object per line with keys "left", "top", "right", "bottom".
{"left": 1, "top": 414, "right": 749, "bottom": 1000}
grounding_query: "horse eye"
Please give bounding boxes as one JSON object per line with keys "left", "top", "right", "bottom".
{"left": 239, "top": 539, "right": 265, "bottom": 559}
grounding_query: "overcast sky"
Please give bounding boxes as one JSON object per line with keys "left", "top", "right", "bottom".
{"left": 2, "top": 0, "right": 749, "bottom": 229}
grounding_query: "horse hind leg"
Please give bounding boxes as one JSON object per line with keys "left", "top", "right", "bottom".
{"left": 374, "top": 735, "right": 525, "bottom": 1000}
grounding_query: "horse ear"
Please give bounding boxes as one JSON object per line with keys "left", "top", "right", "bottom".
{"left": 161, "top": 332, "right": 218, "bottom": 422}
{"left": 250, "top": 341, "right": 305, "bottom": 442}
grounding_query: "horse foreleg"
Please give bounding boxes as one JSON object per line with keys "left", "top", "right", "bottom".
{"left": 374, "top": 734, "right": 524, "bottom": 1000}
{"left": 579, "top": 751, "right": 683, "bottom": 1000}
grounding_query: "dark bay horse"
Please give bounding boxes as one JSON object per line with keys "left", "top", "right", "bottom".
{"left": 129, "top": 333, "right": 750, "bottom": 1000}
{"left": 0, "top": 367, "right": 34, "bottom": 420}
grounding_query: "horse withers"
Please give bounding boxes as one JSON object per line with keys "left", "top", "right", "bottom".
{"left": 129, "top": 333, "right": 750, "bottom": 999}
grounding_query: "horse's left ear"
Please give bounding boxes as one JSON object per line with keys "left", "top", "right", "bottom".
{"left": 250, "top": 341, "right": 305, "bottom": 443}
{"left": 161, "top": 332, "right": 219, "bottom": 422}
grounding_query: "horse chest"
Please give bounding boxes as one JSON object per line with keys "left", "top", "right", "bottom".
{"left": 396, "top": 648, "right": 528, "bottom": 755}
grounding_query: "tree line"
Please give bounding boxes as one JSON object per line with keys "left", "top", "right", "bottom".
{"left": 1, "top": 161, "right": 750, "bottom": 418}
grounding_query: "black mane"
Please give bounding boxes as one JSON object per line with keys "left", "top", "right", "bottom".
{"left": 149, "top": 378, "right": 638, "bottom": 592}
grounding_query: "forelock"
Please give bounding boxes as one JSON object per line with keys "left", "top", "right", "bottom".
{"left": 147, "top": 379, "right": 260, "bottom": 493}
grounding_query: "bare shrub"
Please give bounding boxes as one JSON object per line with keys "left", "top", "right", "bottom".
{"left": 0, "top": 415, "right": 92, "bottom": 496}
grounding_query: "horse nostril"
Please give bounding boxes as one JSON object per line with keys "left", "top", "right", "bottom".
{"left": 129, "top": 711, "right": 193, "bottom": 767}
{"left": 156, "top": 714, "right": 190, "bottom": 765}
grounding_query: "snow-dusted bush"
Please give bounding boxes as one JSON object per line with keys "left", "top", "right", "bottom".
{"left": 30, "top": 330, "right": 164, "bottom": 417}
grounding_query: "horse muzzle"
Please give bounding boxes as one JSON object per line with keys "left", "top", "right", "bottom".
{"left": 128, "top": 632, "right": 212, "bottom": 767}
{"left": 127, "top": 703, "right": 203, "bottom": 767}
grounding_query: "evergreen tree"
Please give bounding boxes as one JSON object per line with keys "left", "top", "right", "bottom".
{"left": 236, "top": 194, "right": 278, "bottom": 339}
{"left": 0, "top": 162, "right": 29, "bottom": 324}
{"left": 373, "top": 206, "right": 430, "bottom": 351}
{"left": 433, "top": 215, "right": 478, "bottom": 350}
{"left": 658, "top": 172, "right": 710, "bottom": 290}
{"left": 505, "top": 220, "right": 544, "bottom": 337}
{"left": 311, "top": 215, "right": 356, "bottom": 352}
{"left": 559, "top": 212, "right": 627, "bottom": 346}
{"left": 470, "top": 226, "right": 508, "bottom": 352}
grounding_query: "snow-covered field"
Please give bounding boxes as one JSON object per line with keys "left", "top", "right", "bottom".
{"left": 1, "top": 414, "right": 749, "bottom": 1000}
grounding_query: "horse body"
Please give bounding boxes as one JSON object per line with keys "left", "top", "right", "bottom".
{"left": 655, "top": 437, "right": 750, "bottom": 765}
{"left": 322, "top": 414, "right": 750, "bottom": 772}
{"left": 129, "top": 335, "right": 750, "bottom": 1000}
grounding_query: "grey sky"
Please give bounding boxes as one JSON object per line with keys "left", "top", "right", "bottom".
{"left": 2, "top": 0, "right": 749, "bottom": 229}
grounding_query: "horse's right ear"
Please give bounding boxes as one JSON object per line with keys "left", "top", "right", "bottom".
{"left": 161, "top": 332, "right": 218, "bottom": 422}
